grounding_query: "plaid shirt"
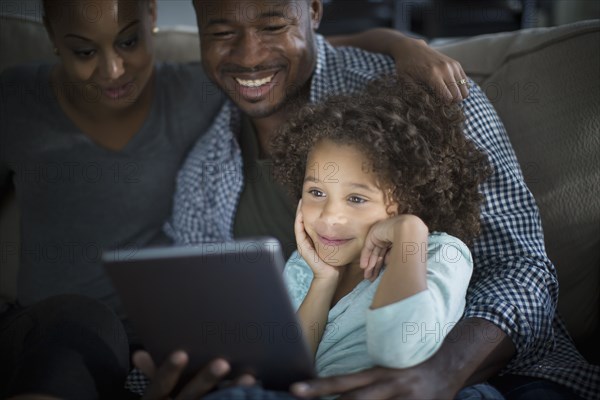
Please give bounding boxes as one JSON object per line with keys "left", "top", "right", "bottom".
{"left": 125, "top": 35, "right": 600, "bottom": 398}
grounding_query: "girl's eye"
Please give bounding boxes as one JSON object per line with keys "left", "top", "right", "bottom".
{"left": 348, "top": 196, "right": 366, "bottom": 204}
{"left": 308, "top": 189, "right": 325, "bottom": 198}
{"left": 73, "top": 49, "right": 96, "bottom": 58}
{"left": 119, "top": 36, "right": 138, "bottom": 49}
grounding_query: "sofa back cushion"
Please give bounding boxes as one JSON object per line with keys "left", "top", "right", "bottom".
{"left": 0, "top": 15, "right": 54, "bottom": 71}
{"left": 437, "top": 20, "right": 600, "bottom": 361}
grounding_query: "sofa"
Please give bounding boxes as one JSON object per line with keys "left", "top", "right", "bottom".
{"left": 0, "top": 14, "right": 598, "bottom": 363}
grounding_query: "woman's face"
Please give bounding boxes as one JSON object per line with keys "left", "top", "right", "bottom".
{"left": 45, "top": 0, "right": 157, "bottom": 109}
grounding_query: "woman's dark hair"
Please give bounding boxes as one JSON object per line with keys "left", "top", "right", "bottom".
{"left": 272, "top": 76, "right": 493, "bottom": 244}
{"left": 42, "top": 0, "right": 148, "bottom": 21}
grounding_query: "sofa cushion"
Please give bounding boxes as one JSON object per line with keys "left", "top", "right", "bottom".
{"left": 437, "top": 20, "right": 600, "bottom": 361}
{"left": 0, "top": 15, "right": 54, "bottom": 71}
{"left": 153, "top": 26, "right": 201, "bottom": 62}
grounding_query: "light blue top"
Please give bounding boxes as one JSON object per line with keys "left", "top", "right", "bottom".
{"left": 283, "top": 232, "right": 473, "bottom": 376}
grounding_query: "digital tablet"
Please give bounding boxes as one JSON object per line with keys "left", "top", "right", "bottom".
{"left": 103, "top": 237, "right": 315, "bottom": 390}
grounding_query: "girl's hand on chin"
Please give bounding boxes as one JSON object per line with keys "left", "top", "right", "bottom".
{"left": 360, "top": 215, "right": 427, "bottom": 281}
{"left": 295, "top": 200, "right": 341, "bottom": 281}
{"left": 360, "top": 218, "right": 396, "bottom": 281}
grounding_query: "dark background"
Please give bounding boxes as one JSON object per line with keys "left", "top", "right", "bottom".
{"left": 0, "top": 0, "right": 599, "bottom": 41}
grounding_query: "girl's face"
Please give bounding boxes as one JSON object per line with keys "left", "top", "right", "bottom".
{"left": 45, "top": 0, "right": 156, "bottom": 108}
{"left": 301, "top": 139, "right": 397, "bottom": 267}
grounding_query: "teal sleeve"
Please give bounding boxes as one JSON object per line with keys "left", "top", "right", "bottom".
{"left": 366, "top": 233, "right": 473, "bottom": 368}
{"left": 282, "top": 251, "right": 314, "bottom": 312}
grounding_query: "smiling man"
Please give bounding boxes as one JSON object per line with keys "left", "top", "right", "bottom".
{"left": 166, "top": 0, "right": 330, "bottom": 259}
{"left": 196, "top": 0, "right": 317, "bottom": 122}
{"left": 159, "top": 1, "right": 599, "bottom": 399}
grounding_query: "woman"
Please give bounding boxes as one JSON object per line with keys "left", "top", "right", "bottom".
{"left": 0, "top": 0, "right": 469, "bottom": 398}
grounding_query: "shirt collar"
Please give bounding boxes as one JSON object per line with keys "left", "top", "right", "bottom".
{"left": 309, "top": 34, "right": 347, "bottom": 103}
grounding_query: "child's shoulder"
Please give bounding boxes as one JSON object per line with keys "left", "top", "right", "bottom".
{"left": 429, "top": 231, "right": 465, "bottom": 243}
{"left": 428, "top": 232, "right": 473, "bottom": 265}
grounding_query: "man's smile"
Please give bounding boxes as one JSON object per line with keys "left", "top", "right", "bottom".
{"left": 234, "top": 74, "right": 275, "bottom": 87}
{"left": 229, "top": 71, "right": 281, "bottom": 101}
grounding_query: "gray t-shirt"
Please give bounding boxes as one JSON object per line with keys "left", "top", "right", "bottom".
{"left": 232, "top": 116, "right": 296, "bottom": 258}
{"left": 0, "top": 63, "right": 224, "bottom": 317}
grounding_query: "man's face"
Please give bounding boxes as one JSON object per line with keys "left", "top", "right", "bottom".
{"left": 193, "top": 0, "right": 322, "bottom": 119}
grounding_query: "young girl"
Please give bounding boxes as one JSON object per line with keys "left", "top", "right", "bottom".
{"left": 272, "top": 77, "right": 503, "bottom": 399}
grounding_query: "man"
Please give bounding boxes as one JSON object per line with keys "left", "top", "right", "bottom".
{"left": 141, "top": 0, "right": 598, "bottom": 398}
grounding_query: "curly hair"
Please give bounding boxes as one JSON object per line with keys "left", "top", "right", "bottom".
{"left": 272, "top": 76, "right": 493, "bottom": 245}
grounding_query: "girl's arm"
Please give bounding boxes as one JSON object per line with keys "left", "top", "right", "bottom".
{"left": 370, "top": 215, "right": 429, "bottom": 308}
{"left": 326, "top": 28, "right": 469, "bottom": 102}
{"left": 361, "top": 216, "right": 473, "bottom": 368}
{"left": 297, "top": 277, "right": 338, "bottom": 357}
{"left": 293, "top": 202, "right": 342, "bottom": 357}
{"left": 283, "top": 255, "right": 338, "bottom": 357}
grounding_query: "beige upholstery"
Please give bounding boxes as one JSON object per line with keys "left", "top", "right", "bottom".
{"left": 0, "top": 14, "right": 598, "bottom": 362}
{"left": 436, "top": 20, "right": 600, "bottom": 362}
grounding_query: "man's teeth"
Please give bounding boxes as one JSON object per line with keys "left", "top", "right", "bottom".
{"left": 235, "top": 75, "right": 274, "bottom": 87}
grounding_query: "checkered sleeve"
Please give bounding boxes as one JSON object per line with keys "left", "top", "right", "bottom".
{"left": 461, "top": 82, "right": 559, "bottom": 371}
{"left": 124, "top": 367, "right": 148, "bottom": 396}
{"left": 163, "top": 103, "right": 243, "bottom": 245}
